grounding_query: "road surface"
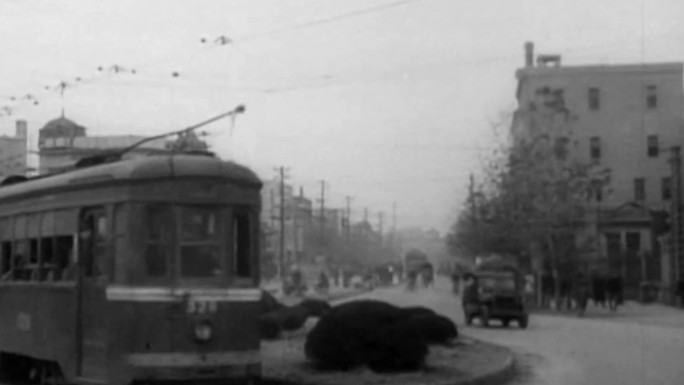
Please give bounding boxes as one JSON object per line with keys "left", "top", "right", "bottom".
{"left": 343, "top": 277, "right": 684, "bottom": 385}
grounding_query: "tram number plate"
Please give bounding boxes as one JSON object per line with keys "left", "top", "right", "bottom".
{"left": 187, "top": 300, "right": 218, "bottom": 314}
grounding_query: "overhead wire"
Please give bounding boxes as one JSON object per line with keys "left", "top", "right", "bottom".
{"left": 2, "top": 0, "right": 678, "bottom": 118}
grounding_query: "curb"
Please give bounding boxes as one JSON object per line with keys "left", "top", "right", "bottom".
{"left": 457, "top": 344, "right": 515, "bottom": 385}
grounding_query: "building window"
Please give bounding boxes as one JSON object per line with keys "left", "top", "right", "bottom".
{"left": 647, "top": 135, "right": 659, "bottom": 158}
{"left": 662, "top": 177, "right": 672, "bottom": 200}
{"left": 634, "top": 178, "right": 645, "bottom": 201}
{"left": 590, "top": 137, "right": 601, "bottom": 160}
{"left": 646, "top": 85, "right": 657, "bottom": 109}
{"left": 588, "top": 88, "right": 600, "bottom": 110}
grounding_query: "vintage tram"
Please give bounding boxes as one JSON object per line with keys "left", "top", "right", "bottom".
{"left": 0, "top": 152, "right": 263, "bottom": 384}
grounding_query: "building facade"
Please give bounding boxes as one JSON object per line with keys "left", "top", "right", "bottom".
{"left": 513, "top": 42, "right": 684, "bottom": 295}
{"left": 0, "top": 120, "right": 28, "bottom": 177}
{"left": 38, "top": 116, "right": 169, "bottom": 174}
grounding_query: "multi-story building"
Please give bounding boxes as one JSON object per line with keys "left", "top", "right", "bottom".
{"left": 513, "top": 42, "right": 684, "bottom": 296}
{"left": 38, "top": 116, "right": 169, "bottom": 174}
{"left": 0, "top": 120, "right": 28, "bottom": 177}
{"left": 260, "top": 181, "right": 318, "bottom": 268}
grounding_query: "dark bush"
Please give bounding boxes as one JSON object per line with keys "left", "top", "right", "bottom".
{"left": 400, "top": 306, "right": 437, "bottom": 318}
{"left": 402, "top": 314, "right": 458, "bottom": 345}
{"left": 299, "top": 299, "right": 332, "bottom": 317}
{"left": 305, "top": 300, "right": 430, "bottom": 372}
{"left": 366, "top": 320, "right": 428, "bottom": 373}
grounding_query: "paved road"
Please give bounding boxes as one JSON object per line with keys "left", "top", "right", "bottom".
{"left": 343, "top": 278, "right": 684, "bottom": 385}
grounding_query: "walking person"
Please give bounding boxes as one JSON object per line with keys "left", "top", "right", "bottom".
{"left": 462, "top": 273, "right": 480, "bottom": 325}
{"left": 606, "top": 273, "right": 623, "bottom": 311}
{"left": 575, "top": 273, "right": 590, "bottom": 318}
{"left": 592, "top": 274, "right": 607, "bottom": 308}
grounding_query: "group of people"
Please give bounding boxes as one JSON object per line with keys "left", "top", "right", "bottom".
{"left": 541, "top": 273, "right": 624, "bottom": 316}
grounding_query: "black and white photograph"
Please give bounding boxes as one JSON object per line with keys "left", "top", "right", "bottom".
{"left": 0, "top": 1, "right": 681, "bottom": 384}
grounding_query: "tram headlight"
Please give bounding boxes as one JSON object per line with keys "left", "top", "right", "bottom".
{"left": 194, "top": 321, "right": 213, "bottom": 342}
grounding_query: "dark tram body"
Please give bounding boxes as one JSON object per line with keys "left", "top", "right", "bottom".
{"left": 0, "top": 154, "right": 262, "bottom": 384}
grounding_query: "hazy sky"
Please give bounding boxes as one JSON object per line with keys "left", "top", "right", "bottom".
{"left": 0, "top": 0, "right": 682, "bottom": 232}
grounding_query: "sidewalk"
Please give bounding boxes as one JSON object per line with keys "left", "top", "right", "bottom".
{"left": 533, "top": 300, "right": 684, "bottom": 328}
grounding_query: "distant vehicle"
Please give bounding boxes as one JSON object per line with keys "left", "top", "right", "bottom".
{"left": 0, "top": 126, "right": 263, "bottom": 383}
{"left": 464, "top": 270, "right": 529, "bottom": 329}
{"left": 404, "top": 249, "right": 429, "bottom": 274}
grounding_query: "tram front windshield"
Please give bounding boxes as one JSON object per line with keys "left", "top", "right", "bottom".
{"left": 145, "top": 204, "right": 249, "bottom": 281}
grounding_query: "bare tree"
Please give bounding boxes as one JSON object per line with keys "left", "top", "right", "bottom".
{"left": 449, "top": 92, "right": 611, "bottom": 308}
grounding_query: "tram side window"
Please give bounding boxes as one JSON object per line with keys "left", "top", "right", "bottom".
{"left": 1, "top": 241, "right": 11, "bottom": 279}
{"left": 52, "top": 210, "right": 78, "bottom": 281}
{"left": 233, "top": 212, "right": 252, "bottom": 278}
{"left": 145, "top": 205, "right": 169, "bottom": 278}
{"left": 80, "top": 209, "right": 110, "bottom": 282}
{"left": 11, "top": 240, "right": 31, "bottom": 281}
{"left": 179, "top": 206, "right": 221, "bottom": 278}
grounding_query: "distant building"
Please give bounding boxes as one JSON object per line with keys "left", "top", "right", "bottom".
{"left": 38, "top": 116, "right": 172, "bottom": 175}
{"left": 313, "top": 208, "right": 343, "bottom": 234}
{"left": 0, "top": 120, "right": 28, "bottom": 177}
{"left": 513, "top": 42, "right": 684, "bottom": 295}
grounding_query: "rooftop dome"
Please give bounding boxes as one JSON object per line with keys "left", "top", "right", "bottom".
{"left": 39, "top": 115, "right": 87, "bottom": 138}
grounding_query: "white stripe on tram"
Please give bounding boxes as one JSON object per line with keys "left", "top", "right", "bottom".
{"left": 125, "top": 350, "right": 261, "bottom": 367}
{"left": 106, "top": 286, "right": 261, "bottom": 302}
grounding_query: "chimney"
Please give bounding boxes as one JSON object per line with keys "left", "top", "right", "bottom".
{"left": 15, "top": 120, "right": 27, "bottom": 139}
{"left": 524, "top": 41, "right": 534, "bottom": 67}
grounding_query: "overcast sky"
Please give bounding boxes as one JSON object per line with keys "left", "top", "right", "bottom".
{"left": 0, "top": 0, "right": 682, "bottom": 233}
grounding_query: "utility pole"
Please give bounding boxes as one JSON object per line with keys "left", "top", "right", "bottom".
{"left": 345, "top": 196, "right": 353, "bottom": 239}
{"left": 390, "top": 202, "right": 397, "bottom": 250}
{"left": 671, "top": 146, "right": 682, "bottom": 285}
{"left": 378, "top": 211, "right": 385, "bottom": 247}
{"left": 319, "top": 180, "right": 327, "bottom": 232}
{"left": 364, "top": 207, "right": 369, "bottom": 223}
{"left": 468, "top": 173, "right": 477, "bottom": 225}
{"left": 274, "top": 167, "right": 290, "bottom": 280}
{"left": 392, "top": 202, "right": 397, "bottom": 231}
{"left": 293, "top": 186, "right": 304, "bottom": 265}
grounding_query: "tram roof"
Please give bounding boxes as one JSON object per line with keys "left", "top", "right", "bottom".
{"left": 0, "top": 154, "right": 262, "bottom": 201}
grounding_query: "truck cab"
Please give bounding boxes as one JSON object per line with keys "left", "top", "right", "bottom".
{"left": 464, "top": 271, "right": 529, "bottom": 328}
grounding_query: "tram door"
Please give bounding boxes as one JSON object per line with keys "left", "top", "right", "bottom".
{"left": 76, "top": 208, "right": 109, "bottom": 380}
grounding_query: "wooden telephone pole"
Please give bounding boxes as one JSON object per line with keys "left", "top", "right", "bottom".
{"left": 275, "top": 166, "right": 290, "bottom": 279}
{"left": 671, "top": 146, "right": 682, "bottom": 285}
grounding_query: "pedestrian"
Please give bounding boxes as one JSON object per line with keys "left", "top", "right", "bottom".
{"left": 677, "top": 280, "right": 684, "bottom": 307}
{"left": 606, "top": 273, "right": 623, "bottom": 311}
{"left": 406, "top": 270, "right": 417, "bottom": 291}
{"left": 462, "top": 273, "right": 480, "bottom": 324}
{"left": 451, "top": 271, "right": 460, "bottom": 294}
{"left": 561, "top": 278, "right": 573, "bottom": 311}
{"left": 592, "top": 274, "right": 607, "bottom": 308}
{"left": 575, "top": 273, "right": 590, "bottom": 318}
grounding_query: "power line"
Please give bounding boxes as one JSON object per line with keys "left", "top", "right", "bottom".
{"left": 237, "top": 0, "right": 431, "bottom": 43}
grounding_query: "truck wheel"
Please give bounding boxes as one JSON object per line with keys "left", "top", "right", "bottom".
{"left": 519, "top": 315, "right": 529, "bottom": 329}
